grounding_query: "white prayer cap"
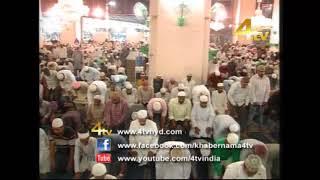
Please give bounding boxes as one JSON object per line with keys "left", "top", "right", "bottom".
{"left": 78, "top": 132, "right": 90, "bottom": 139}
{"left": 178, "top": 83, "right": 185, "bottom": 90}
{"left": 229, "top": 124, "right": 240, "bottom": 133}
{"left": 199, "top": 95, "right": 208, "bottom": 102}
{"left": 226, "top": 133, "right": 239, "bottom": 144}
{"left": 94, "top": 95, "right": 101, "bottom": 100}
{"left": 125, "top": 83, "right": 133, "bottom": 89}
{"left": 177, "top": 91, "right": 186, "bottom": 97}
{"left": 104, "top": 174, "right": 117, "bottom": 179}
{"left": 52, "top": 118, "right": 63, "bottom": 128}
{"left": 83, "top": 66, "right": 89, "bottom": 72}
{"left": 91, "top": 163, "right": 107, "bottom": 177}
{"left": 217, "top": 83, "right": 224, "bottom": 87}
{"left": 214, "top": 71, "right": 220, "bottom": 76}
{"left": 57, "top": 73, "right": 64, "bottom": 80}
{"left": 244, "top": 154, "right": 262, "bottom": 173}
{"left": 89, "top": 84, "right": 97, "bottom": 92}
{"left": 160, "top": 88, "right": 167, "bottom": 93}
{"left": 272, "top": 73, "right": 277, "bottom": 79}
{"left": 152, "top": 101, "right": 162, "bottom": 111}
{"left": 110, "top": 65, "right": 117, "bottom": 70}
{"left": 100, "top": 72, "right": 105, "bottom": 77}
{"left": 221, "top": 62, "right": 228, "bottom": 66}
{"left": 118, "top": 67, "right": 125, "bottom": 73}
{"left": 131, "top": 112, "right": 138, "bottom": 120}
{"left": 137, "top": 110, "right": 148, "bottom": 119}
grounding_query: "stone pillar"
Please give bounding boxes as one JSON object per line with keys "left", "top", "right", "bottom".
{"left": 149, "top": 0, "right": 211, "bottom": 84}
{"left": 232, "top": 0, "right": 257, "bottom": 43}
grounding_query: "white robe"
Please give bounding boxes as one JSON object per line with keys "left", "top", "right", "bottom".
{"left": 223, "top": 161, "right": 267, "bottom": 179}
{"left": 213, "top": 115, "right": 240, "bottom": 142}
{"left": 80, "top": 67, "right": 100, "bottom": 84}
{"left": 181, "top": 78, "right": 196, "bottom": 94}
{"left": 156, "top": 141, "right": 191, "bottom": 179}
{"left": 189, "top": 103, "right": 215, "bottom": 138}
{"left": 87, "top": 81, "right": 107, "bottom": 105}
{"left": 58, "top": 70, "right": 76, "bottom": 92}
{"left": 39, "top": 128, "right": 50, "bottom": 174}
{"left": 192, "top": 85, "right": 211, "bottom": 103}
{"left": 129, "top": 119, "right": 159, "bottom": 165}
{"left": 211, "top": 90, "right": 228, "bottom": 114}
{"left": 74, "top": 137, "right": 97, "bottom": 173}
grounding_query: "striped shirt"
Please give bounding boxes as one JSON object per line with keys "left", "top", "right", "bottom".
{"left": 104, "top": 99, "right": 129, "bottom": 127}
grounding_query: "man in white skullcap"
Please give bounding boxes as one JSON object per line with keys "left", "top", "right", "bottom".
{"left": 137, "top": 81, "right": 154, "bottom": 106}
{"left": 72, "top": 81, "right": 89, "bottom": 113}
{"left": 87, "top": 80, "right": 107, "bottom": 105}
{"left": 155, "top": 141, "right": 192, "bottom": 179}
{"left": 155, "top": 87, "right": 170, "bottom": 104}
{"left": 181, "top": 73, "right": 197, "bottom": 95}
{"left": 192, "top": 85, "right": 211, "bottom": 104}
{"left": 90, "top": 163, "right": 107, "bottom": 179}
{"left": 211, "top": 132, "right": 241, "bottom": 179}
{"left": 87, "top": 95, "right": 105, "bottom": 129}
{"left": 170, "top": 83, "right": 191, "bottom": 99}
{"left": 128, "top": 110, "right": 158, "bottom": 179}
{"left": 106, "top": 81, "right": 122, "bottom": 101}
{"left": 80, "top": 66, "right": 100, "bottom": 84}
{"left": 43, "top": 67, "right": 59, "bottom": 101}
{"left": 40, "top": 128, "right": 50, "bottom": 178}
{"left": 228, "top": 76, "right": 251, "bottom": 134}
{"left": 74, "top": 127, "right": 97, "bottom": 179}
{"left": 212, "top": 83, "right": 228, "bottom": 115}
{"left": 48, "top": 118, "right": 76, "bottom": 177}
{"left": 223, "top": 154, "right": 266, "bottom": 179}
{"left": 249, "top": 65, "right": 270, "bottom": 129}
{"left": 147, "top": 98, "right": 167, "bottom": 130}
{"left": 168, "top": 91, "right": 192, "bottom": 142}
{"left": 121, "top": 83, "right": 138, "bottom": 107}
{"left": 189, "top": 95, "right": 215, "bottom": 139}
{"left": 111, "top": 74, "right": 128, "bottom": 89}
{"left": 57, "top": 69, "right": 76, "bottom": 96}
{"left": 153, "top": 74, "right": 164, "bottom": 94}
{"left": 213, "top": 115, "right": 240, "bottom": 142}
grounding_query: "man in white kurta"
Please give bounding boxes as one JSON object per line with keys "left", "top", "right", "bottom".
{"left": 212, "top": 83, "right": 228, "bottom": 115}
{"left": 74, "top": 129, "right": 97, "bottom": 179}
{"left": 170, "top": 83, "right": 191, "bottom": 99}
{"left": 155, "top": 88, "right": 170, "bottom": 104}
{"left": 189, "top": 95, "right": 215, "bottom": 139}
{"left": 192, "top": 85, "right": 211, "bottom": 104}
{"left": 181, "top": 74, "right": 196, "bottom": 95}
{"left": 57, "top": 69, "right": 76, "bottom": 95}
{"left": 156, "top": 141, "right": 192, "bottom": 179}
{"left": 40, "top": 128, "right": 50, "bottom": 175}
{"left": 80, "top": 66, "right": 100, "bottom": 84}
{"left": 213, "top": 115, "right": 240, "bottom": 142}
{"left": 128, "top": 110, "right": 158, "bottom": 178}
{"left": 87, "top": 80, "right": 107, "bottom": 105}
{"left": 223, "top": 154, "right": 267, "bottom": 179}
{"left": 121, "top": 83, "right": 138, "bottom": 107}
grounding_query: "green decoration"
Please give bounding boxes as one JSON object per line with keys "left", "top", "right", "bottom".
{"left": 177, "top": 16, "right": 186, "bottom": 27}
{"left": 140, "top": 45, "right": 149, "bottom": 56}
{"left": 208, "top": 49, "right": 218, "bottom": 61}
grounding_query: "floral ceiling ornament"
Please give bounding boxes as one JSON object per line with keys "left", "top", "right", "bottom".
{"left": 176, "top": 1, "right": 190, "bottom": 27}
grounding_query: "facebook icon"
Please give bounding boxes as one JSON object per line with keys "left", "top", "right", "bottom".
{"left": 97, "top": 138, "right": 111, "bottom": 152}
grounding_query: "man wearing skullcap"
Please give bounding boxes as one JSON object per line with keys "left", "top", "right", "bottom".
{"left": 192, "top": 85, "right": 211, "bottom": 104}
{"left": 168, "top": 91, "right": 192, "bottom": 142}
{"left": 181, "top": 73, "right": 197, "bottom": 94}
{"left": 212, "top": 83, "right": 228, "bottom": 115}
{"left": 213, "top": 115, "right": 240, "bottom": 142}
{"left": 80, "top": 66, "right": 100, "bottom": 84}
{"left": 170, "top": 83, "right": 191, "bottom": 99}
{"left": 87, "top": 95, "right": 105, "bottom": 129}
{"left": 207, "top": 71, "right": 223, "bottom": 90}
{"left": 153, "top": 74, "right": 164, "bottom": 94}
{"left": 72, "top": 81, "right": 89, "bottom": 113}
{"left": 137, "top": 81, "right": 154, "bottom": 106}
{"left": 155, "top": 141, "right": 192, "bottom": 179}
{"left": 223, "top": 154, "right": 266, "bottom": 179}
{"left": 211, "top": 133, "right": 241, "bottom": 179}
{"left": 48, "top": 118, "right": 76, "bottom": 178}
{"left": 87, "top": 80, "right": 107, "bottom": 105}
{"left": 43, "top": 67, "right": 59, "bottom": 101}
{"left": 164, "top": 78, "right": 178, "bottom": 93}
{"left": 90, "top": 163, "right": 107, "bottom": 179}
{"left": 104, "top": 91, "right": 129, "bottom": 132}
{"left": 249, "top": 65, "right": 271, "bottom": 129}
{"left": 57, "top": 69, "right": 76, "bottom": 96}
{"left": 154, "top": 88, "right": 169, "bottom": 103}
{"left": 106, "top": 82, "right": 122, "bottom": 101}
{"left": 74, "top": 127, "right": 97, "bottom": 179}
{"left": 121, "top": 83, "right": 138, "bottom": 107}
{"left": 128, "top": 110, "right": 158, "bottom": 179}
{"left": 190, "top": 95, "right": 215, "bottom": 139}
{"left": 147, "top": 98, "right": 167, "bottom": 129}
{"left": 227, "top": 76, "right": 251, "bottom": 134}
